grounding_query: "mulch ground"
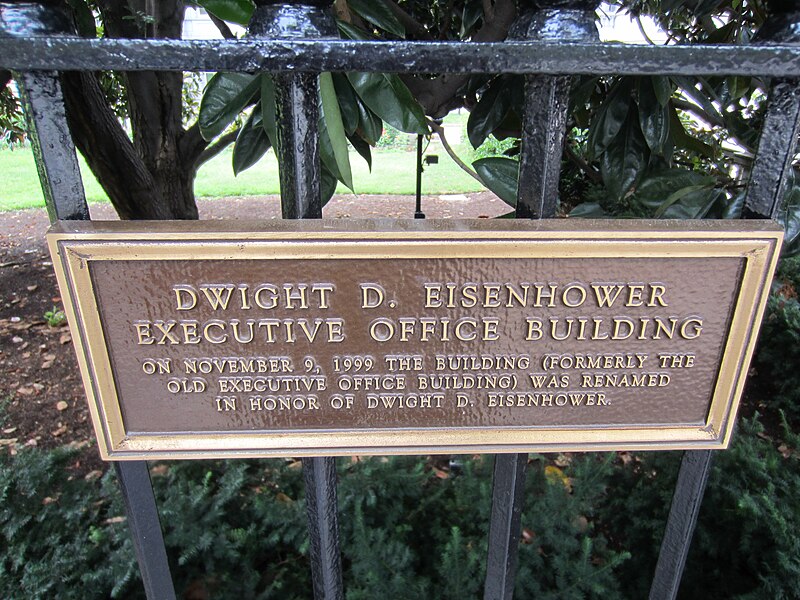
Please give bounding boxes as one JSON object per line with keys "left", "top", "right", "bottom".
{"left": 0, "top": 192, "right": 506, "bottom": 470}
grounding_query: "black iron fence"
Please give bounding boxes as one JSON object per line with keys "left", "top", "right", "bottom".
{"left": 1, "top": 1, "right": 799, "bottom": 598}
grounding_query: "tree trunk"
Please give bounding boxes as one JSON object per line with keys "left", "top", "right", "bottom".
{"left": 59, "top": 0, "right": 204, "bottom": 220}
{"left": 62, "top": 72, "right": 199, "bottom": 219}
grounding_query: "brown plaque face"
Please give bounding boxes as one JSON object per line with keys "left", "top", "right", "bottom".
{"left": 47, "top": 219, "right": 781, "bottom": 460}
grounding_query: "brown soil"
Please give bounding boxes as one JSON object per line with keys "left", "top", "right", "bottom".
{"left": 0, "top": 193, "right": 506, "bottom": 470}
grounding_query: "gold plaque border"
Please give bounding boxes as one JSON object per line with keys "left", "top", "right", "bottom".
{"left": 47, "top": 219, "right": 782, "bottom": 460}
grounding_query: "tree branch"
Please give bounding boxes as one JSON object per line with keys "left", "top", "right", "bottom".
{"left": 195, "top": 128, "right": 240, "bottom": 169}
{"left": 382, "top": 0, "right": 433, "bottom": 40}
{"left": 62, "top": 71, "right": 164, "bottom": 219}
{"left": 428, "top": 120, "right": 483, "bottom": 184}
{"left": 402, "top": 0, "right": 517, "bottom": 116}
{"left": 180, "top": 121, "right": 209, "bottom": 166}
{"left": 482, "top": 0, "right": 494, "bottom": 22}
{"left": 439, "top": 0, "right": 457, "bottom": 40}
{"left": 566, "top": 145, "right": 602, "bottom": 184}
{"left": 209, "top": 13, "right": 236, "bottom": 39}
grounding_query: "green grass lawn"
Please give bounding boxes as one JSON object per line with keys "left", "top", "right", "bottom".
{"left": 0, "top": 141, "right": 485, "bottom": 212}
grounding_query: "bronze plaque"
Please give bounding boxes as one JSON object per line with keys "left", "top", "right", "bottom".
{"left": 47, "top": 219, "right": 781, "bottom": 460}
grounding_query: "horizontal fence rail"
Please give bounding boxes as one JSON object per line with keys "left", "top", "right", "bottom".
{"left": 2, "top": 39, "right": 800, "bottom": 75}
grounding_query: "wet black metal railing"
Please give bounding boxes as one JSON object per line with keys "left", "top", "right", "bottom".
{"left": 3, "top": 1, "right": 799, "bottom": 599}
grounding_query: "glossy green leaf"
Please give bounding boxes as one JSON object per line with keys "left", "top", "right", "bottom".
{"left": 653, "top": 184, "right": 713, "bottom": 217}
{"left": 260, "top": 75, "right": 278, "bottom": 147}
{"left": 652, "top": 76, "right": 673, "bottom": 107}
{"left": 569, "top": 202, "right": 609, "bottom": 218}
{"left": 347, "top": 0, "right": 405, "bottom": 37}
{"left": 600, "top": 114, "right": 649, "bottom": 201}
{"left": 672, "top": 75, "right": 724, "bottom": 126}
{"left": 587, "top": 80, "right": 632, "bottom": 159}
{"left": 662, "top": 187, "right": 724, "bottom": 219}
{"left": 668, "top": 108, "right": 716, "bottom": 159}
{"left": 473, "top": 157, "right": 519, "bottom": 208}
{"left": 65, "top": 0, "right": 96, "bottom": 36}
{"left": 319, "top": 72, "right": 353, "bottom": 190}
{"left": 781, "top": 184, "right": 800, "bottom": 256}
{"left": 722, "top": 191, "right": 745, "bottom": 220}
{"left": 726, "top": 76, "right": 751, "bottom": 102}
{"left": 199, "top": 73, "right": 260, "bottom": 141}
{"left": 338, "top": 20, "right": 373, "bottom": 41}
{"left": 348, "top": 133, "right": 372, "bottom": 170}
{"left": 355, "top": 98, "right": 382, "bottom": 145}
{"left": 232, "top": 106, "right": 271, "bottom": 175}
{"left": 196, "top": 0, "right": 254, "bottom": 26}
{"left": 468, "top": 76, "right": 513, "bottom": 149}
{"left": 320, "top": 165, "right": 338, "bottom": 207}
{"left": 332, "top": 73, "right": 360, "bottom": 136}
{"left": 637, "top": 80, "right": 670, "bottom": 156}
{"left": 347, "top": 72, "right": 428, "bottom": 135}
{"left": 632, "top": 169, "right": 716, "bottom": 215}
{"left": 461, "top": 2, "right": 484, "bottom": 36}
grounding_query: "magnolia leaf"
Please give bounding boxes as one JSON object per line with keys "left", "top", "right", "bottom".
{"left": 260, "top": 74, "right": 278, "bottom": 147}
{"left": 320, "top": 164, "right": 338, "bottom": 207}
{"left": 633, "top": 169, "right": 715, "bottom": 209}
{"left": 355, "top": 97, "right": 383, "bottom": 145}
{"left": 199, "top": 73, "right": 260, "bottom": 140}
{"left": 348, "top": 133, "right": 372, "bottom": 170}
{"left": 332, "top": 73, "right": 360, "bottom": 136}
{"left": 653, "top": 184, "right": 714, "bottom": 218}
{"left": 637, "top": 80, "right": 670, "bottom": 156}
{"left": 232, "top": 106, "right": 271, "bottom": 175}
{"left": 319, "top": 72, "right": 353, "bottom": 189}
{"left": 722, "top": 191, "right": 745, "bottom": 220}
{"left": 782, "top": 185, "right": 800, "bottom": 256}
{"left": 347, "top": 0, "right": 405, "bottom": 37}
{"left": 587, "top": 79, "right": 632, "bottom": 159}
{"left": 600, "top": 114, "right": 649, "bottom": 201}
{"left": 473, "top": 157, "right": 519, "bottom": 207}
{"left": 651, "top": 76, "right": 673, "bottom": 107}
{"left": 65, "top": 0, "right": 96, "bottom": 36}
{"left": 468, "top": 76, "right": 513, "bottom": 149}
{"left": 570, "top": 202, "right": 608, "bottom": 218}
{"left": 196, "top": 0, "right": 254, "bottom": 26}
{"left": 347, "top": 72, "right": 428, "bottom": 135}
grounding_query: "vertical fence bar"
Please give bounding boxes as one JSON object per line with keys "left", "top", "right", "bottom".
{"left": 743, "top": 77, "right": 800, "bottom": 218}
{"left": 415, "top": 134, "right": 425, "bottom": 218}
{"left": 484, "top": 4, "right": 598, "bottom": 598}
{"left": 483, "top": 454, "right": 528, "bottom": 600}
{"left": 249, "top": 4, "right": 344, "bottom": 599}
{"left": 516, "top": 74, "right": 571, "bottom": 218}
{"left": 16, "top": 70, "right": 89, "bottom": 222}
{"left": 649, "top": 450, "right": 713, "bottom": 600}
{"left": 515, "top": 0, "right": 597, "bottom": 219}
{"left": 274, "top": 69, "right": 324, "bottom": 219}
{"left": 745, "top": 4, "right": 800, "bottom": 219}
{"left": 651, "top": 8, "right": 800, "bottom": 598}
{"left": 114, "top": 462, "right": 177, "bottom": 600}
{"left": 9, "top": 5, "right": 177, "bottom": 599}
{"left": 304, "top": 456, "right": 344, "bottom": 600}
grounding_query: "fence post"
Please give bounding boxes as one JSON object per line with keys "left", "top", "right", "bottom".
{"left": 515, "top": 0, "right": 597, "bottom": 219}
{"left": 649, "top": 450, "right": 713, "bottom": 600}
{"left": 4, "top": 4, "right": 89, "bottom": 222}
{"left": 744, "top": 3, "right": 800, "bottom": 219}
{"left": 483, "top": 4, "right": 598, "bottom": 598}
{"left": 8, "top": 4, "right": 177, "bottom": 599}
{"left": 248, "top": 3, "right": 344, "bottom": 599}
